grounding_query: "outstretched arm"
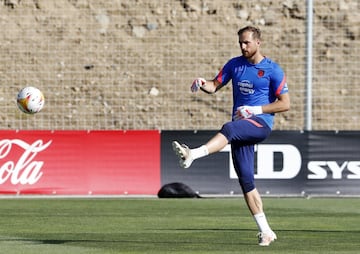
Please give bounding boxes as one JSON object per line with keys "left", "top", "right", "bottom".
{"left": 191, "top": 78, "right": 222, "bottom": 94}
{"left": 200, "top": 79, "right": 224, "bottom": 94}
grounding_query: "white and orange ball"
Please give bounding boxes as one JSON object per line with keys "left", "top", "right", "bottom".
{"left": 17, "top": 86, "right": 45, "bottom": 114}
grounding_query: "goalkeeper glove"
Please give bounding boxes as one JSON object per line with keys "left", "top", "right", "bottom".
{"left": 191, "top": 78, "right": 206, "bottom": 93}
{"left": 235, "top": 106, "right": 263, "bottom": 120}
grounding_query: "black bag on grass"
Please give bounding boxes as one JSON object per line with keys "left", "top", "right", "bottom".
{"left": 157, "top": 182, "right": 201, "bottom": 198}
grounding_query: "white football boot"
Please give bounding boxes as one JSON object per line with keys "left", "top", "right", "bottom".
{"left": 257, "top": 231, "right": 277, "bottom": 246}
{"left": 172, "top": 141, "right": 193, "bottom": 168}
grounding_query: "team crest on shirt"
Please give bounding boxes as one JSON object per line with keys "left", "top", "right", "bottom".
{"left": 258, "top": 70, "right": 265, "bottom": 77}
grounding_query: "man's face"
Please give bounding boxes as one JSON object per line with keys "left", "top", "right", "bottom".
{"left": 238, "top": 31, "right": 260, "bottom": 59}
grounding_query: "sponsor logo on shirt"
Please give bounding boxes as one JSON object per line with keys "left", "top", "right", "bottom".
{"left": 238, "top": 80, "right": 255, "bottom": 95}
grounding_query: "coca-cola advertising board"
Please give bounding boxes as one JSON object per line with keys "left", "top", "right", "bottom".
{"left": 0, "top": 130, "right": 160, "bottom": 195}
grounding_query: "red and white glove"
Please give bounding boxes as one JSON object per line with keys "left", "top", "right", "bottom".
{"left": 191, "top": 78, "right": 206, "bottom": 93}
{"left": 235, "top": 106, "right": 263, "bottom": 120}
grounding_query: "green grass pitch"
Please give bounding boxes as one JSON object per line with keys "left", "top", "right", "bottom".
{"left": 0, "top": 197, "right": 359, "bottom": 254}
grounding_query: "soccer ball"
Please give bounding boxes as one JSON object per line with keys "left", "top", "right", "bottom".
{"left": 16, "top": 86, "right": 45, "bottom": 114}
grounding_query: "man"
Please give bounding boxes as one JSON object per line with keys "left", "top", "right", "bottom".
{"left": 172, "top": 26, "right": 290, "bottom": 246}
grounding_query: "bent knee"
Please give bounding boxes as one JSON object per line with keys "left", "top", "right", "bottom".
{"left": 240, "top": 180, "right": 255, "bottom": 194}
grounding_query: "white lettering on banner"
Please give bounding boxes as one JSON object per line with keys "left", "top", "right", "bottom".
{"left": 255, "top": 144, "right": 301, "bottom": 179}
{"left": 223, "top": 143, "right": 360, "bottom": 180}
{"left": 222, "top": 144, "right": 302, "bottom": 179}
{"left": 220, "top": 145, "right": 234, "bottom": 178}
{"left": 347, "top": 161, "right": 360, "bottom": 179}
{"left": 307, "top": 161, "right": 360, "bottom": 179}
{"left": 0, "top": 139, "right": 52, "bottom": 185}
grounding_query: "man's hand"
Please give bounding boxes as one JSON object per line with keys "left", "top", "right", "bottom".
{"left": 235, "top": 106, "right": 263, "bottom": 120}
{"left": 191, "top": 78, "right": 206, "bottom": 93}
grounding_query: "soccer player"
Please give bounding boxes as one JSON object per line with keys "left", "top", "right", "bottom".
{"left": 172, "top": 26, "right": 290, "bottom": 246}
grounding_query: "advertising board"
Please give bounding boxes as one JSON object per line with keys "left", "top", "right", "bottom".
{"left": 0, "top": 130, "right": 160, "bottom": 195}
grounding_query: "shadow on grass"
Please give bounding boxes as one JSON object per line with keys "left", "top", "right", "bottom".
{"left": 1, "top": 228, "right": 359, "bottom": 246}
{"left": 170, "top": 228, "right": 360, "bottom": 234}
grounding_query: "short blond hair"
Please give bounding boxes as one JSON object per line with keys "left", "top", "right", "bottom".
{"left": 237, "top": 26, "right": 261, "bottom": 40}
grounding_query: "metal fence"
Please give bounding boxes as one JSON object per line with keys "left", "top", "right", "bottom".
{"left": 0, "top": 0, "right": 359, "bottom": 130}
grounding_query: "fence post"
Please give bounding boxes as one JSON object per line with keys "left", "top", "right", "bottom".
{"left": 306, "top": 0, "right": 313, "bottom": 131}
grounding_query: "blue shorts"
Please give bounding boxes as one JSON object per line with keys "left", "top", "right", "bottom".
{"left": 219, "top": 117, "right": 271, "bottom": 193}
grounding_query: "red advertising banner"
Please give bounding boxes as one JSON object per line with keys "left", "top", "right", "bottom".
{"left": 0, "top": 130, "right": 160, "bottom": 195}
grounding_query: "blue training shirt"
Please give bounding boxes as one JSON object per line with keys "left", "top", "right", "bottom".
{"left": 215, "top": 56, "right": 288, "bottom": 129}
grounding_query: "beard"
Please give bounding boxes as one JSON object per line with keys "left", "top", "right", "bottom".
{"left": 242, "top": 49, "right": 256, "bottom": 59}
